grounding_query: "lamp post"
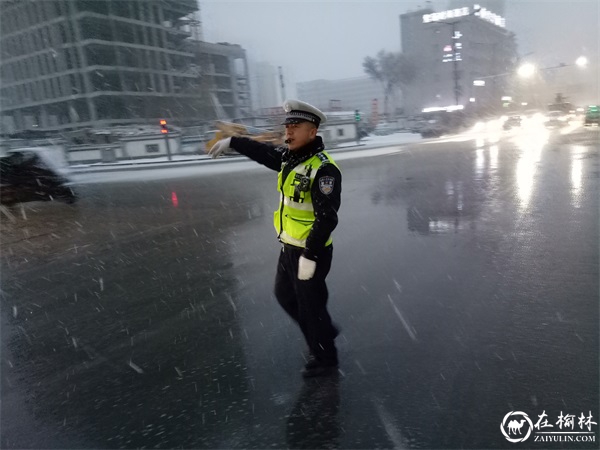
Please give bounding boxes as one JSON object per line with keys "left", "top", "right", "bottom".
{"left": 576, "top": 56, "right": 588, "bottom": 68}
{"left": 472, "top": 57, "right": 587, "bottom": 111}
{"left": 517, "top": 63, "right": 536, "bottom": 78}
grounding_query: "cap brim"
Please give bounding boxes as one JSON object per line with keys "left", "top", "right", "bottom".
{"left": 282, "top": 118, "right": 313, "bottom": 125}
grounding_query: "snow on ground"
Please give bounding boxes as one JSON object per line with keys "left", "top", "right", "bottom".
{"left": 71, "top": 160, "right": 263, "bottom": 184}
{"left": 70, "top": 132, "right": 422, "bottom": 171}
{"left": 71, "top": 133, "right": 420, "bottom": 185}
{"left": 336, "top": 131, "right": 422, "bottom": 148}
{"left": 69, "top": 153, "right": 210, "bottom": 168}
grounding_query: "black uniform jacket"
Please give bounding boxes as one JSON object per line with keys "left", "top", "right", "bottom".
{"left": 230, "top": 135, "right": 341, "bottom": 261}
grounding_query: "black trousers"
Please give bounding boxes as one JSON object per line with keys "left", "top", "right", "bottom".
{"left": 274, "top": 244, "right": 338, "bottom": 365}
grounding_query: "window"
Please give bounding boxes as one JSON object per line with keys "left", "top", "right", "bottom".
{"left": 59, "top": 23, "right": 68, "bottom": 43}
{"left": 65, "top": 48, "right": 73, "bottom": 69}
{"left": 52, "top": 77, "right": 62, "bottom": 97}
{"left": 26, "top": 3, "right": 34, "bottom": 24}
{"left": 42, "top": 27, "right": 50, "bottom": 49}
{"left": 115, "top": 22, "right": 135, "bottom": 44}
{"left": 81, "top": 18, "right": 112, "bottom": 40}
{"left": 42, "top": 2, "right": 54, "bottom": 20}
{"left": 131, "top": 2, "right": 140, "bottom": 21}
{"left": 31, "top": 31, "right": 39, "bottom": 52}
{"left": 38, "top": 29, "right": 45, "bottom": 50}
{"left": 77, "top": 1, "right": 108, "bottom": 15}
{"left": 54, "top": 1, "right": 64, "bottom": 16}
{"left": 42, "top": 79, "right": 50, "bottom": 98}
{"left": 337, "top": 129, "right": 344, "bottom": 137}
{"left": 86, "top": 44, "right": 117, "bottom": 66}
{"left": 146, "top": 144, "right": 159, "bottom": 153}
{"left": 69, "top": 74, "right": 79, "bottom": 93}
{"left": 1, "top": 11, "right": 11, "bottom": 34}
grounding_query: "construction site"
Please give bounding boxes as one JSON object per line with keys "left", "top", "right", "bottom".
{"left": 0, "top": 0, "right": 252, "bottom": 139}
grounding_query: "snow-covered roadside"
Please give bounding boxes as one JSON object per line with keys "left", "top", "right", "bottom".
{"left": 71, "top": 141, "right": 412, "bottom": 185}
{"left": 69, "top": 132, "right": 423, "bottom": 175}
{"left": 336, "top": 131, "right": 422, "bottom": 148}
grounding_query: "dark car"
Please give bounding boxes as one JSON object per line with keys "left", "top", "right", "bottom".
{"left": 0, "top": 147, "right": 77, "bottom": 206}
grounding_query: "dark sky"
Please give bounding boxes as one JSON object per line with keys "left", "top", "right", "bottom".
{"left": 201, "top": 0, "right": 598, "bottom": 88}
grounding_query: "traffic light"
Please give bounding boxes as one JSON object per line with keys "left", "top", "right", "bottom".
{"left": 354, "top": 109, "right": 361, "bottom": 122}
{"left": 160, "top": 119, "right": 168, "bottom": 134}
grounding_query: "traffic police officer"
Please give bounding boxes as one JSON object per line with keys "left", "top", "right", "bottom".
{"left": 209, "top": 99, "right": 342, "bottom": 377}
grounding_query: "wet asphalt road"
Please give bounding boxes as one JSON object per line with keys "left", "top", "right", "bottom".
{"left": 1, "top": 126, "right": 598, "bottom": 449}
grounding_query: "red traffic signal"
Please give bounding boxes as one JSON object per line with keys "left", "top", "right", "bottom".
{"left": 160, "top": 119, "right": 168, "bottom": 134}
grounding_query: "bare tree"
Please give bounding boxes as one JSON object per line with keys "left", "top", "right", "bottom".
{"left": 363, "top": 50, "right": 416, "bottom": 121}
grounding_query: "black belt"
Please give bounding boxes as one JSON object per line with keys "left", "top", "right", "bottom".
{"left": 280, "top": 242, "right": 332, "bottom": 252}
{"left": 281, "top": 242, "right": 304, "bottom": 251}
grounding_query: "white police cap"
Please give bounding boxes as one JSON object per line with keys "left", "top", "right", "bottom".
{"left": 282, "top": 99, "right": 327, "bottom": 127}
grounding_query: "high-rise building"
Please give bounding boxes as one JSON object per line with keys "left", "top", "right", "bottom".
{"left": 250, "top": 61, "right": 281, "bottom": 113}
{"left": 296, "top": 77, "right": 386, "bottom": 119}
{"left": 447, "top": 0, "right": 505, "bottom": 16}
{"left": 400, "top": 3, "right": 517, "bottom": 115}
{"left": 0, "top": 0, "right": 251, "bottom": 133}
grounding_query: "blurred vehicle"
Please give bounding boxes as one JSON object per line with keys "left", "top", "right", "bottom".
{"left": 544, "top": 110, "right": 568, "bottom": 128}
{"left": 418, "top": 110, "right": 468, "bottom": 138}
{"left": 584, "top": 105, "right": 600, "bottom": 126}
{"left": 0, "top": 147, "right": 77, "bottom": 206}
{"left": 357, "top": 127, "right": 370, "bottom": 139}
{"left": 503, "top": 115, "right": 522, "bottom": 130}
{"left": 547, "top": 94, "right": 574, "bottom": 119}
{"left": 408, "top": 118, "right": 428, "bottom": 134}
{"left": 372, "top": 122, "right": 397, "bottom": 136}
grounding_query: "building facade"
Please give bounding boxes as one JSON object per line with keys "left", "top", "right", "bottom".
{"left": 296, "top": 76, "right": 387, "bottom": 120}
{"left": 195, "top": 41, "right": 251, "bottom": 121}
{"left": 400, "top": 3, "right": 517, "bottom": 115}
{"left": 447, "top": 0, "right": 505, "bottom": 16}
{"left": 0, "top": 0, "right": 251, "bottom": 134}
{"left": 249, "top": 61, "right": 281, "bottom": 113}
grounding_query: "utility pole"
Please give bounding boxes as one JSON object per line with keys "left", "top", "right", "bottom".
{"left": 160, "top": 119, "right": 172, "bottom": 161}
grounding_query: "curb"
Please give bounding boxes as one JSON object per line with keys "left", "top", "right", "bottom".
{"left": 69, "top": 139, "right": 421, "bottom": 174}
{"left": 70, "top": 155, "right": 246, "bottom": 174}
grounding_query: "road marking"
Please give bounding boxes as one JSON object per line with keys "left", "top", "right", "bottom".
{"left": 372, "top": 396, "right": 408, "bottom": 449}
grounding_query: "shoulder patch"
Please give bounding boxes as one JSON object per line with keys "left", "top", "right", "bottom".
{"left": 316, "top": 152, "right": 329, "bottom": 164}
{"left": 319, "top": 176, "right": 335, "bottom": 195}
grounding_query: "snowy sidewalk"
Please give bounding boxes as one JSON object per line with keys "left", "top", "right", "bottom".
{"left": 69, "top": 132, "right": 423, "bottom": 174}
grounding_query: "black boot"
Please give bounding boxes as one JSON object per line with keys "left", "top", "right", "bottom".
{"left": 302, "top": 362, "right": 338, "bottom": 378}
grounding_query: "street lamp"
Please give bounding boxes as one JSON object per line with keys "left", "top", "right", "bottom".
{"left": 576, "top": 56, "right": 588, "bottom": 68}
{"left": 518, "top": 63, "right": 536, "bottom": 78}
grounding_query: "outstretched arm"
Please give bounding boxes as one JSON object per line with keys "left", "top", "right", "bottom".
{"left": 229, "top": 137, "right": 283, "bottom": 172}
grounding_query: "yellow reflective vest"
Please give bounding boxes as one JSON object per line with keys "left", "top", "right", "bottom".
{"left": 274, "top": 151, "right": 339, "bottom": 248}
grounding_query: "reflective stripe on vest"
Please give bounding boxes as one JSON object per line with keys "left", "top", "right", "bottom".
{"left": 274, "top": 151, "right": 339, "bottom": 248}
